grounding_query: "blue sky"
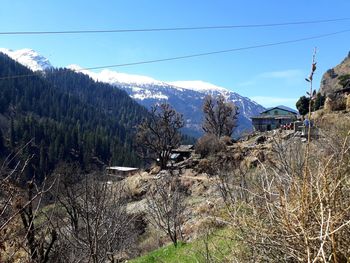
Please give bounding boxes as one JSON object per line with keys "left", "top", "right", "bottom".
{"left": 1, "top": 1, "right": 350, "bottom": 108}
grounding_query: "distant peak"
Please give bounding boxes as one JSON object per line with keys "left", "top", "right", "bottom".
{"left": 67, "top": 66, "right": 167, "bottom": 86}
{"left": 17, "top": 48, "right": 36, "bottom": 53}
{"left": 0, "top": 48, "right": 12, "bottom": 53}
{"left": 0, "top": 47, "right": 52, "bottom": 71}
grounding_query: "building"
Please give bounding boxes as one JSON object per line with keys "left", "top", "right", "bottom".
{"left": 106, "top": 166, "right": 139, "bottom": 180}
{"left": 251, "top": 106, "right": 298, "bottom": 132}
{"left": 170, "top": 145, "right": 194, "bottom": 162}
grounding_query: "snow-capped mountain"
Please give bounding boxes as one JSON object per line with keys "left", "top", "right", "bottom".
{"left": 117, "top": 80, "right": 264, "bottom": 136}
{"left": 69, "top": 66, "right": 264, "bottom": 136}
{"left": 0, "top": 48, "right": 52, "bottom": 71}
{"left": 1, "top": 48, "right": 265, "bottom": 136}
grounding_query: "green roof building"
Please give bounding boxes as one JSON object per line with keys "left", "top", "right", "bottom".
{"left": 251, "top": 106, "right": 298, "bottom": 132}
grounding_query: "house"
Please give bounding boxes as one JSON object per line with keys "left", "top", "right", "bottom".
{"left": 170, "top": 145, "right": 194, "bottom": 162}
{"left": 106, "top": 166, "right": 139, "bottom": 180}
{"left": 251, "top": 106, "right": 299, "bottom": 132}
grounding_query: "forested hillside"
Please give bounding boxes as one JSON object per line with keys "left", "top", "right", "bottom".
{"left": 0, "top": 53, "right": 150, "bottom": 180}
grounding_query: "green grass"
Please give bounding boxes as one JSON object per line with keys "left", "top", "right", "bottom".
{"left": 130, "top": 228, "right": 236, "bottom": 263}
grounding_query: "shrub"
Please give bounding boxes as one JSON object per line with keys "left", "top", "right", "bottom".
{"left": 195, "top": 134, "right": 226, "bottom": 158}
{"left": 233, "top": 130, "right": 350, "bottom": 261}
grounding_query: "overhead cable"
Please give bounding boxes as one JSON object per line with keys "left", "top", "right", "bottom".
{"left": 0, "top": 18, "right": 349, "bottom": 35}
{"left": 0, "top": 28, "right": 349, "bottom": 80}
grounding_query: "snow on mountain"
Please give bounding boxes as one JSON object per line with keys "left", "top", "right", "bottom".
{"left": 169, "top": 80, "right": 227, "bottom": 93}
{"left": 0, "top": 48, "right": 52, "bottom": 71}
{"left": 97, "top": 69, "right": 166, "bottom": 86}
{"left": 67, "top": 65, "right": 166, "bottom": 86}
{"left": 2, "top": 48, "right": 265, "bottom": 136}
{"left": 75, "top": 69, "right": 265, "bottom": 135}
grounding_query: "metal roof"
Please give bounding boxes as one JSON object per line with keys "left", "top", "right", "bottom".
{"left": 261, "top": 105, "right": 299, "bottom": 115}
{"left": 252, "top": 115, "right": 296, "bottom": 119}
{"left": 106, "top": 166, "right": 139, "bottom": 172}
{"left": 170, "top": 153, "right": 181, "bottom": 159}
{"left": 172, "top": 145, "right": 194, "bottom": 152}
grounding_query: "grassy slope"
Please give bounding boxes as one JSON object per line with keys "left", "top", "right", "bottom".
{"left": 130, "top": 228, "right": 237, "bottom": 263}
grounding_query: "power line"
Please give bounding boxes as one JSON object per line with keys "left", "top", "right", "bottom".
{"left": 84, "top": 29, "right": 350, "bottom": 70}
{"left": 0, "top": 18, "right": 350, "bottom": 35}
{"left": 0, "top": 28, "right": 349, "bottom": 81}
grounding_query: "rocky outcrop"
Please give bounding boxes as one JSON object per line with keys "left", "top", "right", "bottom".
{"left": 320, "top": 52, "right": 350, "bottom": 95}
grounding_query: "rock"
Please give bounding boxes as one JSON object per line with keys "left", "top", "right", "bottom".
{"left": 346, "top": 94, "right": 350, "bottom": 110}
{"left": 324, "top": 96, "right": 333, "bottom": 112}
{"left": 324, "top": 95, "right": 347, "bottom": 112}
{"left": 320, "top": 52, "right": 350, "bottom": 95}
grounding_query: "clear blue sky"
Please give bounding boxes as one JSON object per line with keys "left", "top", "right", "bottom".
{"left": 1, "top": 0, "right": 350, "bottom": 108}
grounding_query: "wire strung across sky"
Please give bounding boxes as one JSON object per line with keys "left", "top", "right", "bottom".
{"left": 0, "top": 28, "right": 350, "bottom": 81}
{"left": 0, "top": 18, "right": 350, "bottom": 35}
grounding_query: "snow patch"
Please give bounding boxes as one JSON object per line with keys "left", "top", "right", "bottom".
{"left": 132, "top": 92, "right": 168, "bottom": 100}
{"left": 169, "top": 80, "right": 228, "bottom": 93}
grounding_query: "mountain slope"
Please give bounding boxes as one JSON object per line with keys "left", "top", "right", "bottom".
{"left": 0, "top": 52, "right": 150, "bottom": 180}
{"left": 67, "top": 67, "right": 265, "bottom": 136}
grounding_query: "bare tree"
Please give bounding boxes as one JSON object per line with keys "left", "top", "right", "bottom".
{"left": 17, "top": 180, "right": 57, "bottom": 263}
{"left": 202, "top": 95, "right": 238, "bottom": 138}
{"left": 53, "top": 171, "right": 139, "bottom": 263}
{"left": 0, "top": 141, "right": 58, "bottom": 263}
{"left": 136, "top": 103, "right": 184, "bottom": 170}
{"left": 0, "top": 141, "right": 32, "bottom": 235}
{"left": 146, "top": 176, "right": 186, "bottom": 247}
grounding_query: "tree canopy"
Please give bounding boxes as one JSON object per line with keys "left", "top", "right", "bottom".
{"left": 296, "top": 96, "right": 310, "bottom": 115}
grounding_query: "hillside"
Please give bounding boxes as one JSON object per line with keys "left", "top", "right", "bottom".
{"left": 320, "top": 51, "right": 350, "bottom": 95}
{"left": 0, "top": 52, "right": 150, "bottom": 179}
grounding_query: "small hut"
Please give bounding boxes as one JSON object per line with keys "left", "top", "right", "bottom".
{"left": 170, "top": 145, "right": 194, "bottom": 162}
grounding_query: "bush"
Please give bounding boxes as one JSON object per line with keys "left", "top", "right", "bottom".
{"left": 196, "top": 158, "right": 216, "bottom": 174}
{"left": 219, "top": 136, "right": 234, "bottom": 146}
{"left": 233, "top": 130, "right": 350, "bottom": 261}
{"left": 195, "top": 134, "right": 226, "bottom": 158}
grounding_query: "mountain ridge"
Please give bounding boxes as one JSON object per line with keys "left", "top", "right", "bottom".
{"left": 0, "top": 48, "right": 265, "bottom": 136}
